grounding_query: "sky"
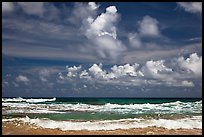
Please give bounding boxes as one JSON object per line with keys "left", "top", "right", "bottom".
{"left": 2, "top": 2, "right": 202, "bottom": 98}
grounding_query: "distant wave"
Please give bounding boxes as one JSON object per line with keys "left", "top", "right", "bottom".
{"left": 2, "top": 97, "right": 56, "bottom": 103}
{"left": 3, "top": 116, "right": 202, "bottom": 130}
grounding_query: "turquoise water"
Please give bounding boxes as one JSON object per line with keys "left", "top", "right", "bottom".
{"left": 2, "top": 97, "right": 202, "bottom": 130}
{"left": 2, "top": 98, "right": 201, "bottom": 120}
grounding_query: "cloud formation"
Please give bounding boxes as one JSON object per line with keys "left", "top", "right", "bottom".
{"left": 2, "top": 2, "right": 202, "bottom": 65}
{"left": 127, "top": 15, "right": 163, "bottom": 50}
{"left": 141, "top": 60, "right": 173, "bottom": 80}
{"left": 177, "top": 2, "right": 202, "bottom": 14}
{"left": 88, "top": 2, "right": 99, "bottom": 11}
{"left": 176, "top": 53, "right": 202, "bottom": 76}
{"left": 17, "top": 2, "right": 45, "bottom": 17}
{"left": 138, "top": 15, "right": 160, "bottom": 37}
{"left": 58, "top": 53, "right": 201, "bottom": 87}
{"left": 16, "top": 75, "right": 30, "bottom": 83}
{"left": 181, "top": 80, "right": 194, "bottom": 87}
{"left": 69, "top": 2, "right": 99, "bottom": 25}
{"left": 83, "top": 3, "right": 126, "bottom": 60}
{"left": 2, "top": 2, "right": 14, "bottom": 13}
{"left": 128, "top": 33, "right": 142, "bottom": 48}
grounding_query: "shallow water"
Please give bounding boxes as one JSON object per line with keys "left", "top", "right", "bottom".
{"left": 2, "top": 97, "right": 202, "bottom": 130}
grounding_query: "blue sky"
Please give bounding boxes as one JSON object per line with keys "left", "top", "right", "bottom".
{"left": 2, "top": 2, "right": 202, "bottom": 97}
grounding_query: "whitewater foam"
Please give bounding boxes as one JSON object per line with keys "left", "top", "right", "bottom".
{"left": 2, "top": 100, "right": 202, "bottom": 114}
{"left": 2, "top": 97, "right": 56, "bottom": 103}
{"left": 3, "top": 116, "right": 202, "bottom": 130}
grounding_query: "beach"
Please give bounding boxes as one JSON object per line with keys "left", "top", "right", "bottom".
{"left": 2, "top": 121, "right": 202, "bottom": 135}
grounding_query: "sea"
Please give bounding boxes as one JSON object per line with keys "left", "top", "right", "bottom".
{"left": 2, "top": 97, "right": 202, "bottom": 131}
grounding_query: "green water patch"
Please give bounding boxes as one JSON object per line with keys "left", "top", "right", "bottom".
{"left": 30, "top": 112, "right": 139, "bottom": 121}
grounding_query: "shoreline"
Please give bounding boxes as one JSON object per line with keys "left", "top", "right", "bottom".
{"left": 2, "top": 121, "right": 202, "bottom": 135}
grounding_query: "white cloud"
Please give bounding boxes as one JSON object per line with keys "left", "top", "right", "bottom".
{"left": 140, "top": 59, "right": 175, "bottom": 84}
{"left": 66, "top": 65, "right": 82, "bottom": 77}
{"left": 181, "top": 80, "right": 194, "bottom": 87}
{"left": 85, "top": 5, "right": 118, "bottom": 39}
{"left": 94, "top": 36, "right": 126, "bottom": 59}
{"left": 39, "top": 69, "right": 51, "bottom": 77}
{"left": 69, "top": 2, "right": 99, "bottom": 25}
{"left": 141, "top": 60, "right": 172, "bottom": 76}
{"left": 83, "top": 5, "right": 126, "bottom": 60}
{"left": 138, "top": 15, "right": 160, "bottom": 37}
{"left": 16, "top": 75, "right": 30, "bottom": 83}
{"left": 128, "top": 33, "right": 142, "bottom": 48}
{"left": 177, "top": 53, "right": 202, "bottom": 76}
{"left": 17, "top": 2, "right": 45, "bottom": 17}
{"left": 88, "top": 2, "right": 99, "bottom": 10}
{"left": 59, "top": 52, "right": 201, "bottom": 88}
{"left": 126, "top": 15, "right": 163, "bottom": 50}
{"left": 58, "top": 72, "right": 65, "bottom": 80}
{"left": 87, "top": 63, "right": 143, "bottom": 80}
{"left": 177, "top": 2, "right": 202, "bottom": 13}
{"left": 2, "top": 2, "right": 14, "bottom": 13}
{"left": 89, "top": 63, "right": 103, "bottom": 75}
{"left": 110, "top": 63, "right": 143, "bottom": 78}
{"left": 88, "top": 63, "right": 107, "bottom": 79}
{"left": 39, "top": 68, "right": 60, "bottom": 82}
{"left": 79, "top": 70, "right": 91, "bottom": 79}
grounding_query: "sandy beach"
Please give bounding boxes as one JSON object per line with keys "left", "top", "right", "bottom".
{"left": 2, "top": 121, "right": 202, "bottom": 135}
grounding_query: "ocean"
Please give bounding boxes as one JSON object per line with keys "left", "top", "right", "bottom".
{"left": 2, "top": 97, "right": 202, "bottom": 131}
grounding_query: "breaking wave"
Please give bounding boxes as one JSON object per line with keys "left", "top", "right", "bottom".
{"left": 2, "top": 100, "right": 202, "bottom": 115}
{"left": 2, "top": 97, "right": 56, "bottom": 103}
{"left": 3, "top": 116, "right": 202, "bottom": 130}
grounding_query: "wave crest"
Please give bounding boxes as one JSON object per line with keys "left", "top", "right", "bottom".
{"left": 2, "top": 97, "right": 56, "bottom": 103}
{"left": 3, "top": 116, "right": 202, "bottom": 130}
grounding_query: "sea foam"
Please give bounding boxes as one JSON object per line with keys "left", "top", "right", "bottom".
{"left": 2, "top": 100, "right": 202, "bottom": 114}
{"left": 2, "top": 97, "right": 56, "bottom": 103}
{"left": 3, "top": 116, "right": 202, "bottom": 130}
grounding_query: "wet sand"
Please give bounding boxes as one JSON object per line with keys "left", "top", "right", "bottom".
{"left": 2, "top": 121, "right": 202, "bottom": 135}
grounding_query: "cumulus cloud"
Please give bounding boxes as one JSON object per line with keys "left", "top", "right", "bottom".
{"left": 177, "top": 2, "right": 202, "bottom": 13}
{"left": 110, "top": 63, "right": 143, "bottom": 78}
{"left": 17, "top": 2, "right": 45, "bottom": 17}
{"left": 141, "top": 60, "right": 173, "bottom": 79}
{"left": 138, "top": 16, "right": 160, "bottom": 37}
{"left": 88, "top": 63, "right": 107, "bottom": 79}
{"left": 89, "top": 63, "right": 103, "bottom": 75}
{"left": 128, "top": 33, "right": 142, "bottom": 48}
{"left": 69, "top": 2, "right": 99, "bottom": 25}
{"left": 79, "top": 70, "right": 91, "bottom": 79}
{"left": 66, "top": 65, "right": 82, "bottom": 78}
{"left": 181, "top": 80, "right": 194, "bottom": 87}
{"left": 177, "top": 53, "right": 202, "bottom": 76}
{"left": 83, "top": 4, "right": 126, "bottom": 60}
{"left": 85, "top": 5, "right": 118, "bottom": 39}
{"left": 2, "top": 2, "right": 14, "bottom": 13}
{"left": 39, "top": 68, "right": 60, "bottom": 82}
{"left": 58, "top": 52, "right": 201, "bottom": 88}
{"left": 58, "top": 72, "right": 65, "bottom": 80}
{"left": 127, "top": 15, "right": 163, "bottom": 49}
{"left": 16, "top": 75, "right": 29, "bottom": 83}
{"left": 88, "top": 2, "right": 99, "bottom": 10}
